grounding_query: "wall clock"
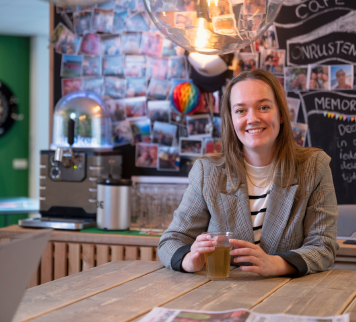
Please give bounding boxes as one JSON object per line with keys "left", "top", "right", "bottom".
{"left": 0, "top": 81, "right": 18, "bottom": 137}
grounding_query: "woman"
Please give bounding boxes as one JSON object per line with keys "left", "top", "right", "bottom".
{"left": 158, "top": 69, "right": 338, "bottom": 277}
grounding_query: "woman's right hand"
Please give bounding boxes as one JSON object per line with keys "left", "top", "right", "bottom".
{"left": 181, "top": 234, "right": 216, "bottom": 272}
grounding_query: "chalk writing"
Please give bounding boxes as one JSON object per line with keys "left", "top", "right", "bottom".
{"left": 315, "top": 97, "right": 356, "bottom": 112}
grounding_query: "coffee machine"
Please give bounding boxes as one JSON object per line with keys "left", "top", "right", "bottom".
{"left": 19, "top": 91, "right": 122, "bottom": 230}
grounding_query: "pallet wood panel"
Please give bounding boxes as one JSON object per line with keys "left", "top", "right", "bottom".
{"left": 68, "top": 243, "right": 80, "bottom": 276}
{"left": 13, "top": 261, "right": 163, "bottom": 322}
{"left": 96, "top": 245, "right": 110, "bottom": 266}
{"left": 163, "top": 269, "right": 290, "bottom": 311}
{"left": 28, "top": 268, "right": 209, "bottom": 322}
{"left": 41, "top": 242, "right": 53, "bottom": 284}
{"left": 82, "top": 244, "right": 95, "bottom": 271}
{"left": 111, "top": 245, "right": 124, "bottom": 261}
{"left": 252, "top": 270, "right": 356, "bottom": 316}
{"left": 125, "top": 246, "right": 139, "bottom": 260}
{"left": 140, "top": 247, "right": 154, "bottom": 261}
{"left": 54, "top": 243, "right": 67, "bottom": 280}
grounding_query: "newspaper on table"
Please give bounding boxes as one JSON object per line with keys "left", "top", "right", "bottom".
{"left": 138, "top": 307, "right": 349, "bottom": 322}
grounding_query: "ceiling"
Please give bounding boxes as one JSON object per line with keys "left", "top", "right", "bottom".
{"left": 0, "top": 0, "right": 49, "bottom": 37}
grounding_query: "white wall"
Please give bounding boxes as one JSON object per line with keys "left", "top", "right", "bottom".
{"left": 29, "top": 36, "right": 49, "bottom": 201}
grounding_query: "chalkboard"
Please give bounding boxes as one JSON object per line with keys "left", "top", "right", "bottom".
{"left": 275, "top": 0, "right": 356, "bottom": 204}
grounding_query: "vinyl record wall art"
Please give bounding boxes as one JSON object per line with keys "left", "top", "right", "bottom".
{"left": 0, "top": 81, "right": 18, "bottom": 137}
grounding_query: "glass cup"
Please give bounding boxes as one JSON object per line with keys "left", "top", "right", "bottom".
{"left": 203, "top": 232, "right": 233, "bottom": 280}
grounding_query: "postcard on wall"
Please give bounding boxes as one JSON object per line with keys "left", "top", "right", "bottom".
{"left": 83, "top": 77, "right": 104, "bottom": 97}
{"left": 135, "top": 143, "right": 159, "bottom": 168}
{"left": 157, "top": 146, "right": 180, "bottom": 171}
{"left": 179, "top": 137, "right": 203, "bottom": 156}
{"left": 61, "top": 54, "right": 83, "bottom": 77}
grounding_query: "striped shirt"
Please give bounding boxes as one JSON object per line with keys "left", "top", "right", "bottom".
{"left": 244, "top": 161, "right": 272, "bottom": 245}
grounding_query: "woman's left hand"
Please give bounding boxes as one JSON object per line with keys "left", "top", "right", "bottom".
{"left": 229, "top": 239, "right": 298, "bottom": 277}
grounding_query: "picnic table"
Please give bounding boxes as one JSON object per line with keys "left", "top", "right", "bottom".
{"left": 13, "top": 261, "right": 356, "bottom": 322}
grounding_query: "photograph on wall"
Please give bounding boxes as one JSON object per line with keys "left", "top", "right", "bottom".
{"left": 102, "top": 55, "right": 124, "bottom": 76}
{"left": 113, "top": 11, "right": 128, "bottom": 33}
{"left": 91, "top": 8, "right": 114, "bottom": 33}
{"left": 82, "top": 77, "right": 104, "bottom": 97}
{"left": 179, "top": 137, "right": 203, "bottom": 156}
{"left": 73, "top": 10, "right": 92, "bottom": 35}
{"left": 115, "top": 0, "right": 137, "bottom": 12}
{"left": 284, "top": 66, "right": 309, "bottom": 92}
{"left": 135, "top": 143, "right": 159, "bottom": 168}
{"left": 260, "top": 50, "right": 285, "bottom": 75}
{"left": 254, "top": 24, "right": 278, "bottom": 51}
{"left": 125, "top": 13, "right": 150, "bottom": 32}
{"left": 171, "top": 109, "right": 187, "bottom": 126}
{"left": 212, "top": 117, "right": 222, "bottom": 138}
{"left": 146, "top": 57, "right": 168, "bottom": 80}
{"left": 79, "top": 33, "right": 100, "bottom": 55}
{"left": 167, "top": 56, "right": 188, "bottom": 79}
{"left": 124, "top": 55, "right": 146, "bottom": 78}
{"left": 121, "top": 32, "right": 142, "bottom": 54}
{"left": 106, "top": 99, "right": 126, "bottom": 121}
{"left": 235, "top": 52, "right": 258, "bottom": 74}
{"left": 204, "top": 138, "right": 222, "bottom": 154}
{"left": 276, "top": 76, "right": 284, "bottom": 87}
{"left": 103, "top": 77, "right": 126, "bottom": 99}
{"left": 286, "top": 97, "right": 300, "bottom": 123}
{"left": 50, "top": 23, "right": 81, "bottom": 55}
{"left": 97, "top": 0, "right": 115, "bottom": 9}
{"left": 141, "top": 32, "right": 164, "bottom": 56}
{"left": 147, "top": 78, "right": 171, "bottom": 100}
{"left": 157, "top": 146, "right": 180, "bottom": 171}
{"left": 330, "top": 65, "right": 354, "bottom": 90}
{"left": 291, "top": 122, "right": 308, "bottom": 147}
{"left": 125, "top": 96, "right": 147, "bottom": 118}
{"left": 61, "top": 78, "right": 82, "bottom": 96}
{"left": 152, "top": 121, "right": 177, "bottom": 146}
{"left": 61, "top": 54, "right": 83, "bottom": 77}
{"left": 100, "top": 34, "right": 121, "bottom": 55}
{"left": 126, "top": 77, "right": 147, "bottom": 97}
{"left": 195, "top": 91, "right": 220, "bottom": 114}
{"left": 112, "top": 120, "right": 132, "bottom": 146}
{"left": 243, "top": 0, "right": 266, "bottom": 15}
{"left": 186, "top": 114, "right": 212, "bottom": 138}
{"left": 212, "top": 15, "right": 239, "bottom": 36}
{"left": 82, "top": 55, "right": 101, "bottom": 76}
{"left": 307, "top": 65, "right": 330, "bottom": 90}
{"left": 174, "top": 12, "right": 197, "bottom": 29}
{"left": 130, "top": 117, "right": 151, "bottom": 144}
{"left": 147, "top": 100, "right": 171, "bottom": 123}
{"left": 161, "top": 38, "right": 184, "bottom": 57}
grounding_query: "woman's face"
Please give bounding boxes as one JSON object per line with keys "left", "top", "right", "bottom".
{"left": 230, "top": 79, "right": 282, "bottom": 159}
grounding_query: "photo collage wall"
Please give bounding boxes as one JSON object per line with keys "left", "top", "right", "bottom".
{"left": 50, "top": 1, "right": 223, "bottom": 173}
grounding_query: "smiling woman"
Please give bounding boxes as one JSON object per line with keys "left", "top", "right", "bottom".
{"left": 158, "top": 69, "right": 339, "bottom": 278}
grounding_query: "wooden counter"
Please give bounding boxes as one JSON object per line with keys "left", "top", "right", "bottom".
{"left": 1, "top": 225, "right": 356, "bottom": 290}
{"left": 12, "top": 262, "right": 356, "bottom": 322}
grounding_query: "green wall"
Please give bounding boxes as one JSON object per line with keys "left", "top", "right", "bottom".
{"left": 0, "top": 36, "right": 30, "bottom": 198}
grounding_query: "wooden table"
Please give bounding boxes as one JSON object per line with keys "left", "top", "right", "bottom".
{"left": 1, "top": 225, "right": 356, "bottom": 290}
{"left": 12, "top": 261, "right": 356, "bottom": 322}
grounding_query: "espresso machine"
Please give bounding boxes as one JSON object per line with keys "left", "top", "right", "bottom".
{"left": 19, "top": 91, "right": 122, "bottom": 230}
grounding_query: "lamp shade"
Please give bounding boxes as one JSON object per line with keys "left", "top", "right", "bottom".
{"left": 143, "top": 0, "right": 283, "bottom": 55}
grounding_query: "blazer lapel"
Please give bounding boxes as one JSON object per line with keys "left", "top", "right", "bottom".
{"left": 220, "top": 175, "right": 254, "bottom": 244}
{"left": 260, "top": 179, "right": 298, "bottom": 254}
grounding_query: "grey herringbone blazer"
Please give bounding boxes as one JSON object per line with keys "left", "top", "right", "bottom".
{"left": 158, "top": 151, "right": 339, "bottom": 274}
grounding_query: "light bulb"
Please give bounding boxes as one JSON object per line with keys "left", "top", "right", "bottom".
{"left": 194, "top": 18, "right": 210, "bottom": 49}
{"left": 144, "top": 0, "right": 283, "bottom": 55}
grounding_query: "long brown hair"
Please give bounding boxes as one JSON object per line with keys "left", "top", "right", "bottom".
{"left": 205, "top": 69, "right": 319, "bottom": 194}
